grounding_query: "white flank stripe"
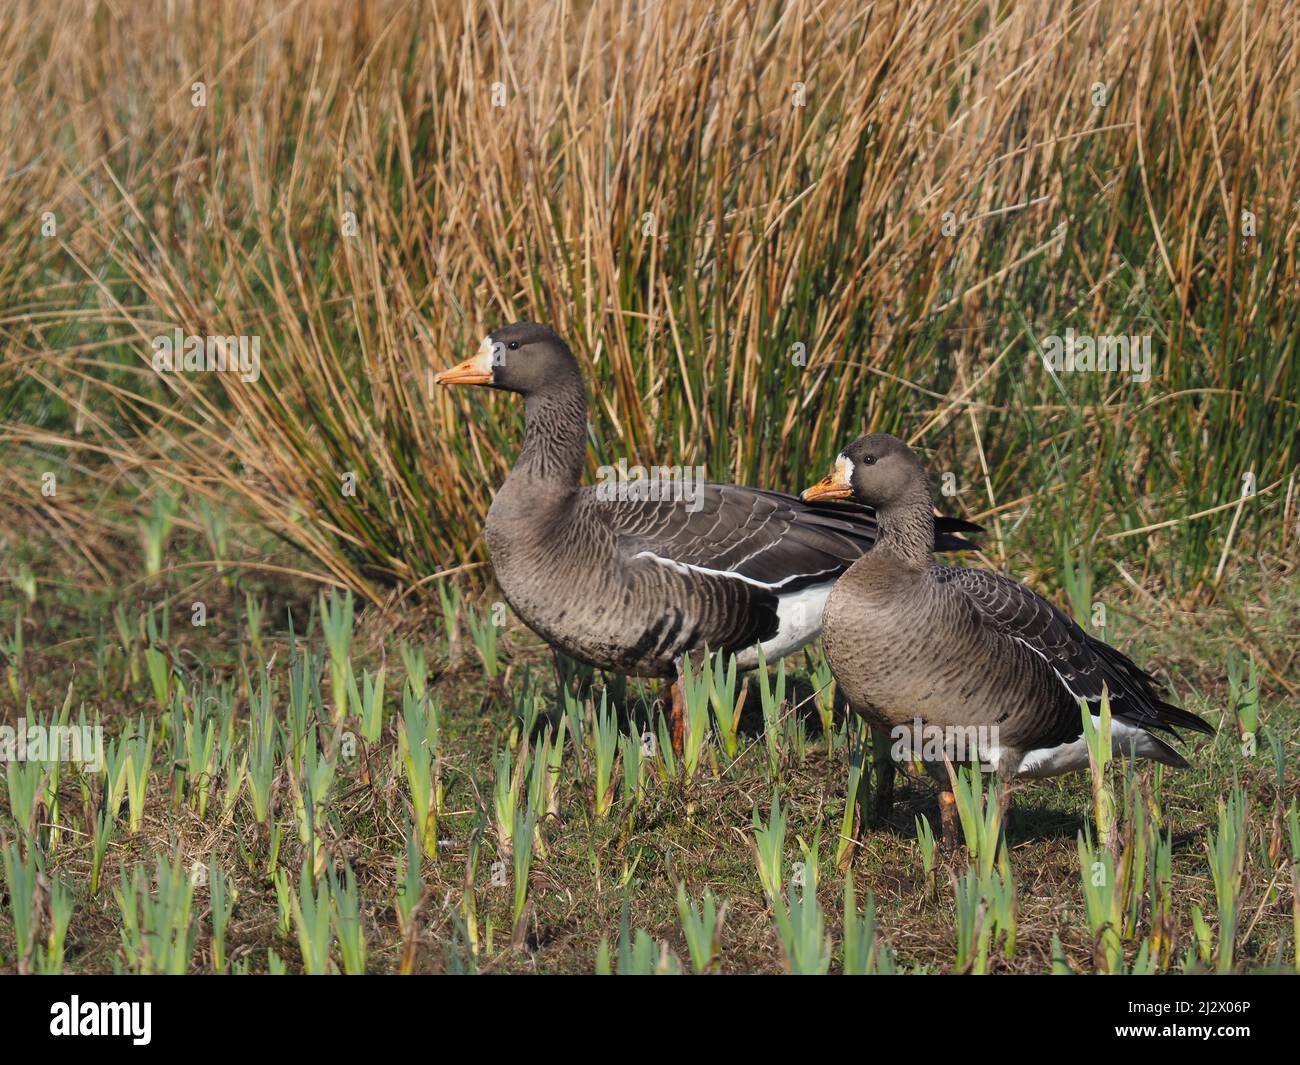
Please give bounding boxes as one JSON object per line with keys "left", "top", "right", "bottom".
{"left": 1010, "top": 634, "right": 1087, "bottom": 703}
{"left": 633, "top": 550, "right": 838, "bottom": 593}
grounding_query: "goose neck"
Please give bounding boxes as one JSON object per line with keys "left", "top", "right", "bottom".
{"left": 511, "top": 378, "right": 589, "bottom": 496}
{"left": 872, "top": 493, "right": 936, "bottom": 570}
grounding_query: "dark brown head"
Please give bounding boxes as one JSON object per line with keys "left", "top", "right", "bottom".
{"left": 801, "top": 433, "right": 930, "bottom": 510}
{"left": 434, "top": 322, "right": 582, "bottom": 397}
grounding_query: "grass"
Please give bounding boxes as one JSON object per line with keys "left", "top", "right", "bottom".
{"left": 0, "top": 559, "right": 1297, "bottom": 974}
{"left": 0, "top": 0, "right": 1298, "bottom": 974}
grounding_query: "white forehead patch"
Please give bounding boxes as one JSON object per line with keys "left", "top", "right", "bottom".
{"left": 479, "top": 335, "right": 502, "bottom": 370}
{"left": 835, "top": 454, "right": 854, "bottom": 483}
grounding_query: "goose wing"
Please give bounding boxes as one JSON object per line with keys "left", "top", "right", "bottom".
{"left": 593, "top": 481, "right": 978, "bottom": 594}
{"left": 597, "top": 482, "right": 877, "bottom": 594}
{"left": 571, "top": 481, "right": 980, "bottom": 664}
{"left": 936, "top": 566, "right": 1212, "bottom": 745}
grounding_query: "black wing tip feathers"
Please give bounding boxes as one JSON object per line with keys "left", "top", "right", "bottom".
{"left": 1085, "top": 633, "right": 1215, "bottom": 740}
{"left": 1144, "top": 733, "right": 1193, "bottom": 769}
{"left": 794, "top": 496, "right": 982, "bottom": 554}
{"left": 1154, "top": 700, "right": 1216, "bottom": 738}
{"left": 935, "top": 515, "right": 983, "bottom": 553}
{"left": 938, "top": 516, "right": 985, "bottom": 536}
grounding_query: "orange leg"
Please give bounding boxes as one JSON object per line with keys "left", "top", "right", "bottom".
{"left": 939, "top": 788, "right": 960, "bottom": 850}
{"left": 669, "top": 675, "right": 686, "bottom": 757}
{"left": 870, "top": 724, "right": 895, "bottom": 826}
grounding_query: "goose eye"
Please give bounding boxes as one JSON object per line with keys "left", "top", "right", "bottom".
{"left": 508, "top": 341, "right": 520, "bottom": 350}
{"left": 862, "top": 455, "right": 876, "bottom": 465}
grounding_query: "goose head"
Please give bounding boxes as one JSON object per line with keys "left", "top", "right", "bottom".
{"left": 435, "top": 322, "right": 581, "bottom": 396}
{"left": 801, "top": 433, "right": 927, "bottom": 509}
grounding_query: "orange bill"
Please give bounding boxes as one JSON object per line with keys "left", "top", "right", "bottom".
{"left": 800, "top": 457, "right": 853, "bottom": 502}
{"left": 434, "top": 338, "right": 495, "bottom": 386}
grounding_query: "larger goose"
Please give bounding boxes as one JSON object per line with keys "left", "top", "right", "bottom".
{"left": 802, "top": 433, "right": 1212, "bottom": 846}
{"left": 435, "top": 323, "right": 980, "bottom": 748}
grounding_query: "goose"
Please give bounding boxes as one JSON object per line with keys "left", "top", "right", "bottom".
{"left": 802, "top": 433, "right": 1212, "bottom": 847}
{"left": 435, "top": 323, "right": 981, "bottom": 750}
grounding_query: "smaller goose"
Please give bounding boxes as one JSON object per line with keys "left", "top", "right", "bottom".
{"left": 435, "top": 324, "right": 981, "bottom": 751}
{"left": 802, "top": 433, "right": 1212, "bottom": 847}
